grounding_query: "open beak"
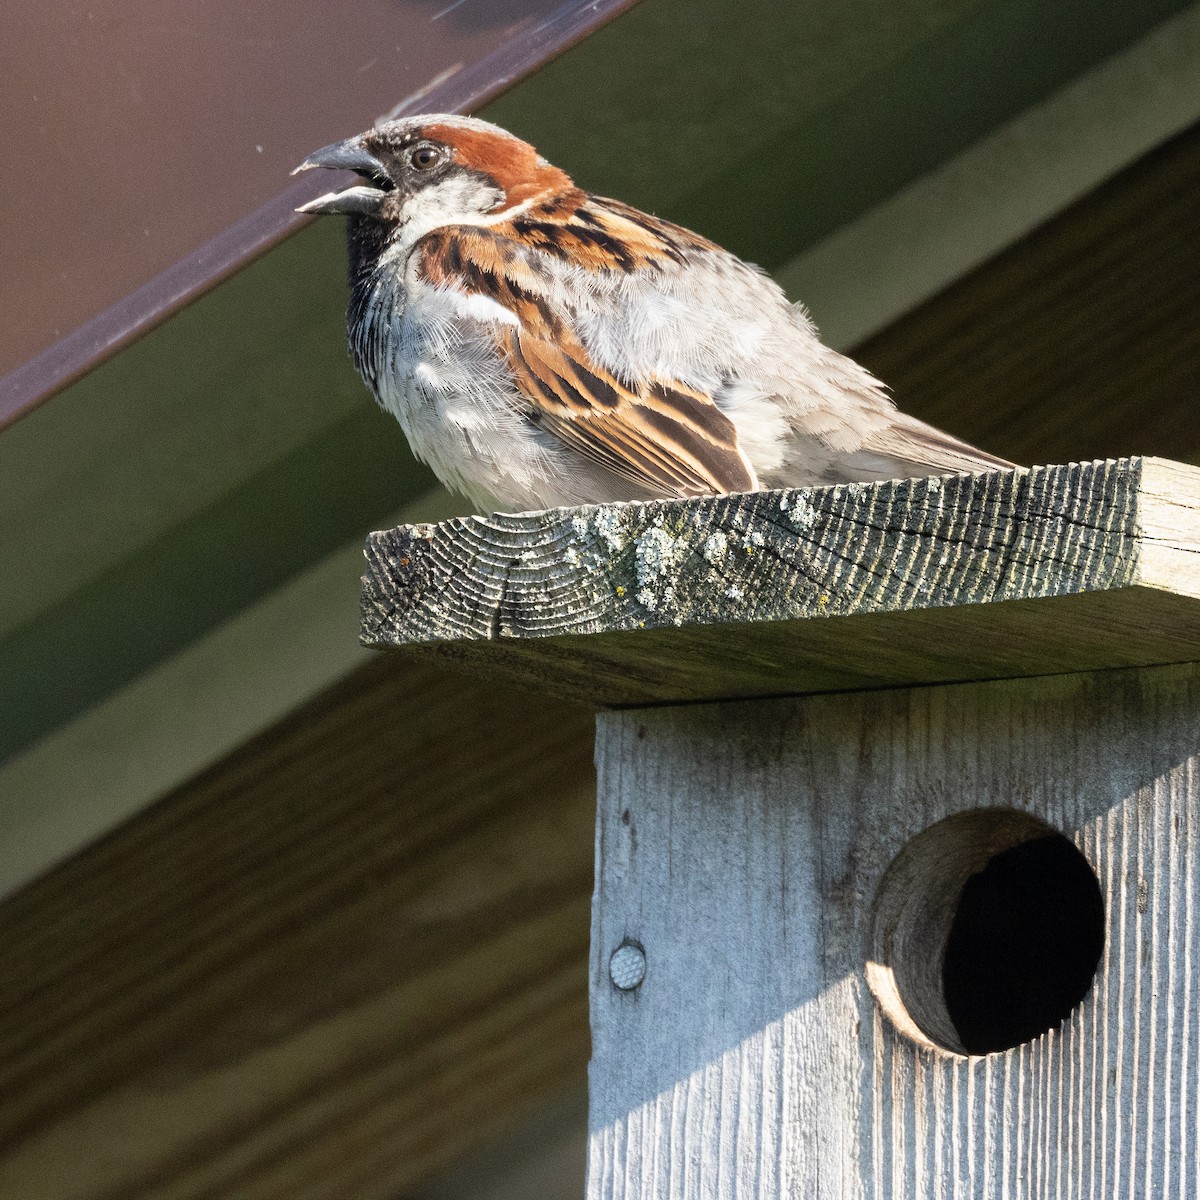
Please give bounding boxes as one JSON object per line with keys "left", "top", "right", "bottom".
{"left": 293, "top": 136, "right": 392, "bottom": 216}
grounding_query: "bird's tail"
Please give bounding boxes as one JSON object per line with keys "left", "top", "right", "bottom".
{"left": 839, "top": 410, "right": 1015, "bottom": 483}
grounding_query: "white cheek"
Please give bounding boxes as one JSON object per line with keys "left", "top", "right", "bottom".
{"left": 391, "top": 175, "right": 505, "bottom": 251}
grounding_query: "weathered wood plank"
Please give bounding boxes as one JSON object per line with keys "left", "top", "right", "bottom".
{"left": 0, "top": 657, "right": 595, "bottom": 1200}
{"left": 587, "top": 660, "right": 1200, "bottom": 1198}
{"left": 362, "top": 457, "right": 1200, "bottom": 706}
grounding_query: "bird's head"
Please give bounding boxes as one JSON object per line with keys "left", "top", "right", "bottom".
{"left": 293, "top": 114, "right": 572, "bottom": 240}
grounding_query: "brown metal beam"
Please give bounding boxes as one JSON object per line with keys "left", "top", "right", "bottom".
{"left": 0, "top": 0, "right": 640, "bottom": 430}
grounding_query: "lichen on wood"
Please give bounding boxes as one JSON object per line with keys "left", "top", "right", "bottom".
{"left": 361, "top": 458, "right": 1200, "bottom": 706}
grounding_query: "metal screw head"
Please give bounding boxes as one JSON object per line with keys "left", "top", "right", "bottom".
{"left": 609, "top": 940, "right": 646, "bottom": 991}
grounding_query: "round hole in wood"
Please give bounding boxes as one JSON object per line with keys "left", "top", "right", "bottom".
{"left": 867, "top": 810, "right": 1104, "bottom": 1056}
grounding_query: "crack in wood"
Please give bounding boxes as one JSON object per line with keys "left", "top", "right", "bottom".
{"left": 360, "top": 459, "right": 1200, "bottom": 705}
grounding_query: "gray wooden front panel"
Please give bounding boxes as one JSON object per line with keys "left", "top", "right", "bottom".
{"left": 589, "top": 662, "right": 1200, "bottom": 1198}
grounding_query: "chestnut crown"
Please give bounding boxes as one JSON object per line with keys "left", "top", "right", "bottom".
{"left": 294, "top": 114, "right": 572, "bottom": 228}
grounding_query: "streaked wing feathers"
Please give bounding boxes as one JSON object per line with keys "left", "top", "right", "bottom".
{"left": 504, "top": 329, "right": 756, "bottom": 496}
{"left": 419, "top": 211, "right": 757, "bottom": 498}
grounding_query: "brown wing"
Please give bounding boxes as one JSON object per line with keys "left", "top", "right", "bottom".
{"left": 418, "top": 210, "right": 757, "bottom": 497}
{"left": 501, "top": 325, "right": 756, "bottom": 497}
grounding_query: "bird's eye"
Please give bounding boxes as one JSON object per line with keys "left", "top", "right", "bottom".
{"left": 409, "top": 145, "right": 443, "bottom": 171}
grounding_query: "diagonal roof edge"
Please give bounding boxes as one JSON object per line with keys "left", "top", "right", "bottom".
{"left": 0, "top": 0, "right": 641, "bottom": 433}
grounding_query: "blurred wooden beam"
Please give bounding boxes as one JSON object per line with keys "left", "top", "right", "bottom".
{"left": 859, "top": 118, "right": 1200, "bottom": 471}
{"left": 774, "top": 5, "right": 1200, "bottom": 351}
{"left": 0, "top": 659, "right": 595, "bottom": 1199}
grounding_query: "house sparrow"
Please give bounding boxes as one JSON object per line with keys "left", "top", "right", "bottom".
{"left": 295, "top": 114, "right": 1010, "bottom": 512}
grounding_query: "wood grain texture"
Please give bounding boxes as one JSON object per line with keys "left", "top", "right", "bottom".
{"left": 362, "top": 457, "right": 1200, "bottom": 706}
{"left": 588, "top": 661, "right": 1200, "bottom": 1198}
{"left": 0, "top": 657, "right": 595, "bottom": 1200}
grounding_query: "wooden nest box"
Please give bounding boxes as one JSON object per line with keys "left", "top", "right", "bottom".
{"left": 362, "top": 457, "right": 1200, "bottom": 1197}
